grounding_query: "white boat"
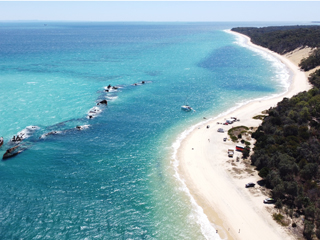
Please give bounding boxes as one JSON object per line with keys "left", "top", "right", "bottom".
{"left": 181, "top": 105, "right": 192, "bottom": 112}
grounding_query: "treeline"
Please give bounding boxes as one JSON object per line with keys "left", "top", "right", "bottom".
{"left": 232, "top": 26, "right": 320, "bottom": 71}
{"left": 251, "top": 69, "right": 320, "bottom": 239}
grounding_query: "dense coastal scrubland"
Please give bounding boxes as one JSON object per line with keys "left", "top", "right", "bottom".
{"left": 178, "top": 25, "right": 320, "bottom": 240}
{"left": 232, "top": 26, "right": 320, "bottom": 240}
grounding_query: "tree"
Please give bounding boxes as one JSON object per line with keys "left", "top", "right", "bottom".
{"left": 305, "top": 204, "right": 316, "bottom": 221}
{"left": 258, "top": 167, "right": 270, "bottom": 178}
{"left": 300, "top": 163, "right": 318, "bottom": 180}
{"left": 242, "top": 147, "right": 250, "bottom": 159}
{"left": 284, "top": 181, "right": 298, "bottom": 198}
{"left": 273, "top": 182, "right": 285, "bottom": 199}
{"left": 275, "top": 199, "right": 283, "bottom": 210}
{"left": 303, "top": 220, "right": 315, "bottom": 240}
{"left": 284, "top": 124, "right": 299, "bottom": 137}
{"left": 299, "top": 125, "right": 310, "bottom": 140}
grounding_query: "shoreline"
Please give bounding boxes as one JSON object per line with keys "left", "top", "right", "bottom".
{"left": 175, "top": 30, "right": 312, "bottom": 240}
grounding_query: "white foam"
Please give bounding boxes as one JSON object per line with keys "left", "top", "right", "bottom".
{"left": 25, "top": 125, "right": 40, "bottom": 131}
{"left": 104, "top": 86, "right": 121, "bottom": 92}
{"left": 10, "top": 125, "right": 40, "bottom": 142}
{"left": 106, "top": 96, "right": 118, "bottom": 100}
{"left": 40, "top": 130, "right": 62, "bottom": 139}
{"left": 76, "top": 125, "right": 90, "bottom": 130}
{"left": 89, "top": 106, "right": 102, "bottom": 113}
{"left": 87, "top": 106, "right": 102, "bottom": 119}
{"left": 18, "top": 125, "right": 39, "bottom": 137}
{"left": 171, "top": 118, "right": 224, "bottom": 240}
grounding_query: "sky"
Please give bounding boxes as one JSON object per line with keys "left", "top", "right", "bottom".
{"left": 0, "top": 1, "right": 319, "bottom": 22}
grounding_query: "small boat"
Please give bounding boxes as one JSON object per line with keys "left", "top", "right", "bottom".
{"left": 181, "top": 95, "right": 194, "bottom": 112}
{"left": 181, "top": 105, "right": 192, "bottom": 112}
{"left": 0, "top": 137, "right": 3, "bottom": 147}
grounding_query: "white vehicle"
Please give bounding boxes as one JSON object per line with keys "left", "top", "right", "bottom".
{"left": 228, "top": 148, "right": 234, "bottom": 157}
{"left": 226, "top": 119, "right": 235, "bottom": 124}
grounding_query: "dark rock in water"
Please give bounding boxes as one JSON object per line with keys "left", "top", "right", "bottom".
{"left": 142, "top": 81, "right": 145, "bottom": 84}
{"left": 105, "top": 89, "right": 109, "bottom": 92}
{"left": 97, "top": 100, "right": 108, "bottom": 105}
{"left": 112, "top": 86, "right": 118, "bottom": 89}
{"left": 46, "top": 131, "right": 58, "bottom": 135}
{"left": 41, "top": 131, "right": 58, "bottom": 138}
{"left": 2, "top": 145, "right": 25, "bottom": 160}
{"left": 11, "top": 135, "right": 23, "bottom": 143}
{"left": 107, "top": 84, "right": 112, "bottom": 89}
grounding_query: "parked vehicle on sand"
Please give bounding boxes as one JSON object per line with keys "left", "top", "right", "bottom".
{"left": 217, "top": 128, "right": 224, "bottom": 133}
{"left": 228, "top": 148, "right": 234, "bottom": 157}
{"left": 263, "top": 198, "right": 276, "bottom": 204}
{"left": 245, "top": 182, "right": 255, "bottom": 188}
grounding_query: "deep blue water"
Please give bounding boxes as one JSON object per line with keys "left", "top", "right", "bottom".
{"left": 0, "top": 21, "right": 304, "bottom": 239}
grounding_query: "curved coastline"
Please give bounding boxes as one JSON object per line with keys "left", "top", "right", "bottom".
{"left": 174, "top": 30, "right": 312, "bottom": 240}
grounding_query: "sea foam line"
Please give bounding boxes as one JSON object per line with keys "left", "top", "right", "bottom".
{"left": 171, "top": 120, "right": 223, "bottom": 240}
{"left": 171, "top": 29, "right": 294, "bottom": 240}
{"left": 225, "top": 29, "right": 291, "bottom": 93}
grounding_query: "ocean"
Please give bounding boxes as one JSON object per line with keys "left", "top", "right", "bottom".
{"left": 0, "top": 21, "right": 305, "bottom": 239}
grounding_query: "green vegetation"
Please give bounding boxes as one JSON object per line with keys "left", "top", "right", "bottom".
{"left": 253, "top": 115, "right": 267, "bottom": 120}
{"left": 232, "top": 26, "right": 320, "bottom": 71}
{"left": 228, "top": 126, "right": 249, "bottom": 142}
{"left": 250, "top": 78, "right": 320, "bottom": 239}
{"left": 272, "top": 213, "right": 289, "bottom": 226}
{"left": 309, "top": 69, "right": 320, "bottom": 88}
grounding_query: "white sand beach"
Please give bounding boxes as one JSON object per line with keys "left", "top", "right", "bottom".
{"left": 177, "top": 30, "right": 312, "bottom": 240}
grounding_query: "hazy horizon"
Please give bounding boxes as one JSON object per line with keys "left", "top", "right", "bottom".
{"left": 0, "top": 1, "right": 319, "bottom": 22}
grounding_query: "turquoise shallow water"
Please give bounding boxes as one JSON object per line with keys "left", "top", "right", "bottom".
{"left": 0, "top": 22, "right": 302, "bottom": 239}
